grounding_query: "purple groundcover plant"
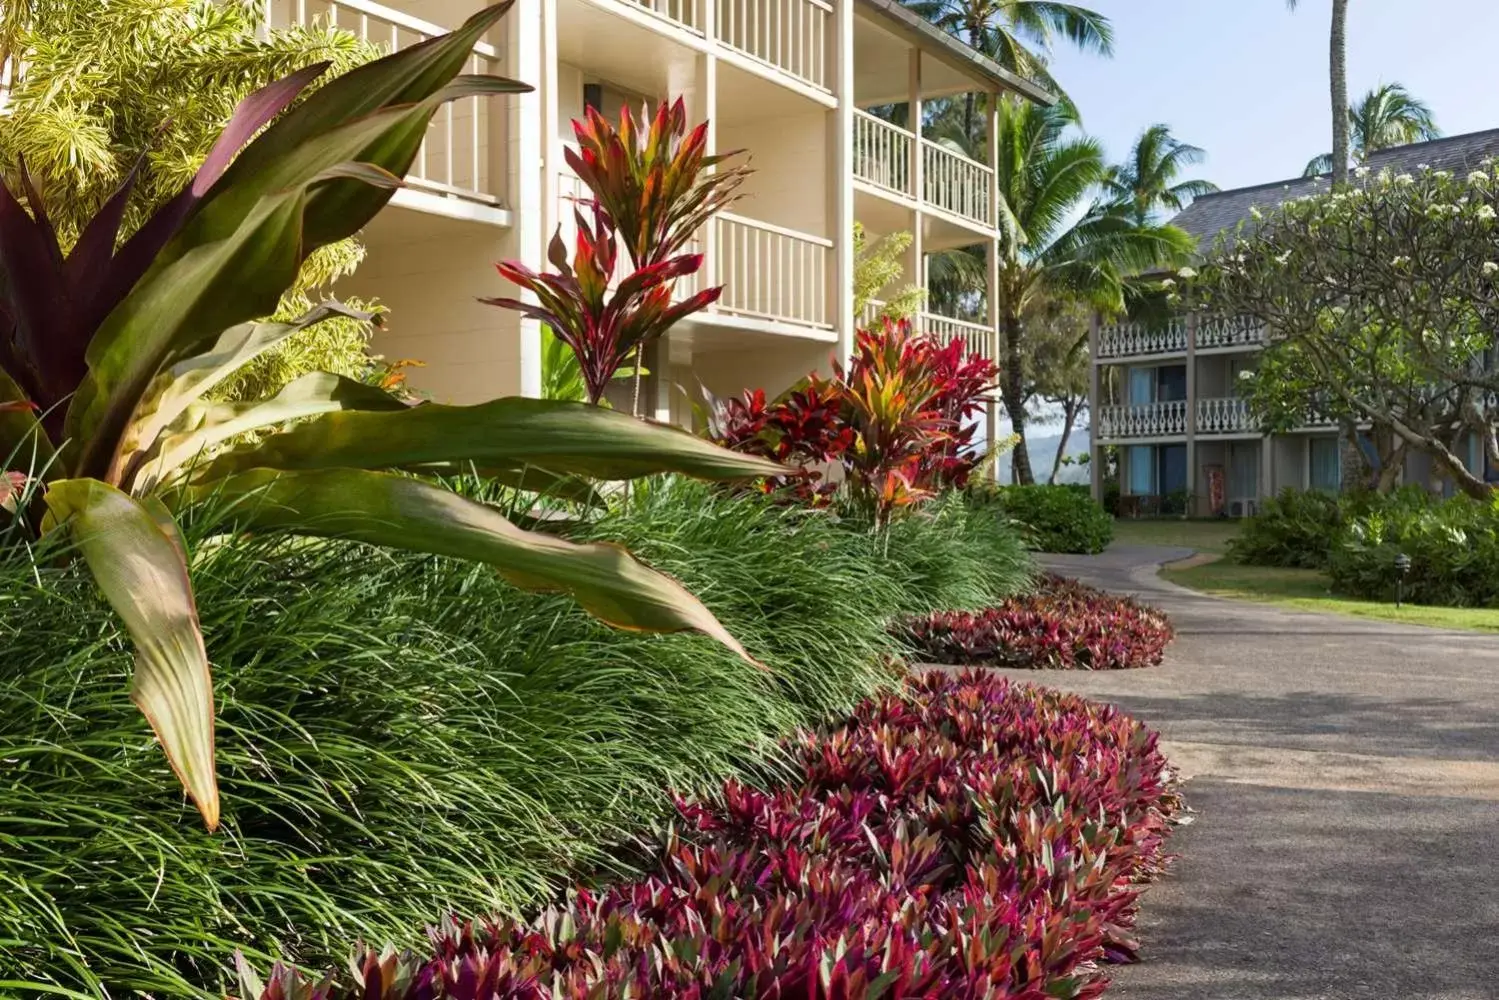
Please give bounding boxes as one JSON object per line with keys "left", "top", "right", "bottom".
{"left": 903, "top": 575, "right": 1175, "bottom": 671}
{"left": 236, "top": 672, "right": 1179, "bottom": 999}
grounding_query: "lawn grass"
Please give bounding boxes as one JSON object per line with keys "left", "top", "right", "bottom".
{"left": 1109, "top": 517, "right": 1243, "bottom": 556}
{"left": 1163, "top": 559, "right": 1499, "bottom": 633}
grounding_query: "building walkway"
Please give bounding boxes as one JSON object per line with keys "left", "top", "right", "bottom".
{"left": 990, "top": 545, "right": 1499, "bottom": 1000}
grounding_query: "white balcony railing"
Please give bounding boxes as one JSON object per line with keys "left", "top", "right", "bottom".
{"left": 628, "top": 0, "right": 705, "bottom": 33}
{"left": 1198, "top": 315, "right": 1266, "bottom": 351}
{"left": 717, "top": 0, "right": 832, "bottom": 90}
{"left": 1096, "top": 401, "right": 1188, "bottom": 439}
{"left": 1196, "top": 397, "right": 1257, "bottom": 435}
{"left": 1097, "top": 319, "right": 1188, "bottom": 359}
{"left": 712, "top": 213, "right": 832, "bottom": 328}
{"left": 271, "top": 0, "right": 502, "bottom": 204}
{"left": 852, "top": 110, "right": 912, "bottom": 197}
{"left": 920, "top": 312, "right": 993, "bottom": 361}
{"left": 923, "top": 140, "right": 992, "bottom": 227}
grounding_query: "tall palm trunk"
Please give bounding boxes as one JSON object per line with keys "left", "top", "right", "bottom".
{"left": 1001, "top": 309, "right": 1034, "bottom": 485}
{"left": 1329, "top": 0, "right": 1350, "bottom": 188}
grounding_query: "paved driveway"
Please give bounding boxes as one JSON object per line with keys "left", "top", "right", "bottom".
{"left": 988, "top": 545, "right": 1499, "bottom": 1000}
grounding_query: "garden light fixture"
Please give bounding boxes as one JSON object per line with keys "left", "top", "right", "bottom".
{"left": 1394, "top": 552, "right": 1412, "bottom": 607}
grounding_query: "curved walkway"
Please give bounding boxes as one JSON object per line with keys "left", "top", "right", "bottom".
{"left": 992, "top": 545, "right": 1499, "bottom": 1000}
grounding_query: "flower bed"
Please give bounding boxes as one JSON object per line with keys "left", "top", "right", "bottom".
{"left": 241, "top": 671, "right": 1178, "bottom": 999}
{"left": 903, "top": 574, "right": 1174, "bottom": 669}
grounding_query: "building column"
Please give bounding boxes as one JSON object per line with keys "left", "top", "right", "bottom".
{"left": 907, "top": 49, "right": 924, "bottom": 318}
{"left": 1089, "top": 313, "right": 1102, "bottom": 502}
{"left": 689, "top": 53, "right": 718, "bottom": 287}
{"left": 986, "top": 95, "right": 1002, "bottom": 481}
{"left": 829, "top": 0, "right": 856, "bottom": 361}
{"left": 1184, "top": 311, "right": 1198, "bottom": 515}
{"left": 1260, "top": 432, "right": 1274, "bottom": 503}
{"left": 507, "top": 0, "right": 550, "bottom": 398}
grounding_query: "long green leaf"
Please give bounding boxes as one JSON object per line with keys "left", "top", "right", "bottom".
{"left": 135, "top": 372, "right": 407, "bottom": 492}
{"left": 68, "top": 191, "right": 308, "bottom": 483}
{"left": 197, "top": 397, "right": 787, "bottom": 482}
{"left": 0, "top": 367, "right": 54, "bottom": 471}
{"left": 175, "top": 468, "right": 755, "bottom": 661}
{"left": 44, "top": 479, "right": 218, "bottom": 830}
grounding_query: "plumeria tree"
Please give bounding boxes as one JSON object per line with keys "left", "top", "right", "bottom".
{"left": 1196, "top": 164, "right": 1499, "bottom": 498}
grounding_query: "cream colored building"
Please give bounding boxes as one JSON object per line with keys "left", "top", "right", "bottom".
{"left": 263, "top": 0, "right": 1050, "bottom": 419}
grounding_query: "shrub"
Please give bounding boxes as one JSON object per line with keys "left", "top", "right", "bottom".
{"left": 238, "top": 671, "right": 1180, "bottom": 999}
{"left": 875, "top": 491, "right": 1034, "bottom": 614}
{"left": 1228, "top": 488, "right": 1344, "bottom": 569}
{"left": 902, "top": 574, "right": 1175, "bottom": 669}
{"left": 0, "top": 483, "right": 911, "bottom": 998}
{"left": 978, "top": 483, "right": 1114, "bottom": 554}
{"left": 1329, "top": 491, "right": 1499, "bottom": 607}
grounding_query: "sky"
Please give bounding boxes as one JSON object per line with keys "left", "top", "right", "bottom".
{"left": 1045, "top": 0, "right": 1499, "bottom": 194}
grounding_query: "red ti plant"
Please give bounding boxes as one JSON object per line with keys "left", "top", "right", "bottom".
{"left": 485, "top": 205, "right": 717, "bottom": 405}
{"left": 920, "top": 333, "right": 1002, "bottom": 489}
{"left": 489, "top": 98, "right": 750, "bottom": 405}
{"left": 714, "top": 382, "right": 852, "bottom": 501}
{"left": 567, "top": 96, "right": 750, "bottom": 268}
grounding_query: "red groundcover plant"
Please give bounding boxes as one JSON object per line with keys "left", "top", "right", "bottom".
{"left": 903, "top": 575, "right": 1175, "bottom": 671}
{"left": 717, "top": 319, "right": 999, "bottom": 522}
{"left": 237, "top": 671, "right": 1179, "bottom": 999}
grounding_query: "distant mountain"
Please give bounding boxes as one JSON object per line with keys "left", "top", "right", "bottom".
{"left": 997, "top": 427, "right": 1091, "bottom": 486}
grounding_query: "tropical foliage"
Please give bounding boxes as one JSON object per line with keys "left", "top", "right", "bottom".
{"left": 489, "top": 98, "right": 747, "bottom": 407}
{"left": 715, "top": 319, "right": 999, "bottom": 524}
{"left": 853, "top": 222, "right": 926, "bottom": 322}
{"left": 0, "top": 0, "right": 389, "bottom": 400}
{"left": 975, "top": 481, "right": 1113, "bottom": 553}
{"left": 1104, "top": 123, "right": 1220, "bottom": 224}
{"left": 1303, "top": 82, "right": 1441, "bottom": 177}
{"left": 991, "top": 99, "right": 1194, "bottom": 484}
{"left": 236, "top": 670, "right": 1179, "bottom": 999}
{"left": 0, "top": 5, "right": 783, "bottom": 830}
{"left": 903, "top": 574, "right": 1174, "bottom": 669}
{"left": 1195, "top": 162, "right": 1499, "bottom": 499}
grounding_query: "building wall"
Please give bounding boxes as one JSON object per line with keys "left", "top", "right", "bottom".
{"left": 718, "top": 114, "right": 832, "bottom": 238}
{"left": 692, "top": 337, "right": 832, "bottom": 403}
{"left": 338, "top": 214, "right": 523, "bottom": 404}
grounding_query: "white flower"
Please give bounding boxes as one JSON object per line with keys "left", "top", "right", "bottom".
{"left": 1478, "top": 205, "right": 1497, "bottom": 222}
{"left": 1354, "top": 165, "right": 1371, "bottom": 178}
{"left": 1435, "top": 169, "right": 1452, "bottom": 180}
{"left": 1236, "top": 369, "right": 1254, "bottom": 381}
{"left": 1417, "top": 163, "right": 1431, "bottom": 171}
{"left": 1275, "top": 251, "right": 1292, "bottom": 265}
{"left": 1472, "top": 172, "right": 1491, "bottom": 185}
{"left": 1177, "top": 266, "right": 1198, "bottom": 280}
{"left": 1484, "top": 262, "right": 1499, "bottom": 276}
{"left": 1391, "top": 255, "right": 1411, "bottom": 267}
{"left": 1160, "top": 278, "right": 1176, "bottom": 289}
{"left": 1249, "top": 206, "right": 1264, "bottom": 221}
{"left": 1394, "top": 173, "right": 1415, "bottom": 186}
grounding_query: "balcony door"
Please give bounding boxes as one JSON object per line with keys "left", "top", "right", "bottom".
{"left": 1126, "top": 364, "right": 1187, "bottom": 404}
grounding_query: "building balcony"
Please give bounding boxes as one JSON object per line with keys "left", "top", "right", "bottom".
{"left": 1195, "top": 396, "right": 1256, "bottom": 436}
{"left": 852, "top": 109, "right": 994, "bottom": 231}
{"left": 1096, "top": 314, "right": 1267, "bottom": 361}
{"left": 1095, "top": 400, "right": 1188, "bottom": 440}
{"left": 859, "top": 301, "right": 996, "bottom": 361}
{"left": 269, "top": 0, "right": 508, "bottom": 218}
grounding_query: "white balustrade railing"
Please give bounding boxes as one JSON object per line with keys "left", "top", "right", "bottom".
{"left": 627, "top": 0, "right": 704, "bottom": 32}
{"left": 922, "top": 140, "right": 992, "bottom": 227}
{"left": 717, "top": 0, "right": 831, "bottom": 90}
{"left": 920, "top": 312, "right": 993, "bottom": 361}
{"left": 1197, "top": 314, "right": 1266, "bottom": 351}
{"left": 1196, "top": 397, "right": 1257, "bottom": 434}
{"left": 713, "top": 213, "right": 832, "bottom": 328}
{"left": 852, "top": 110, "right": 913, "bottom": 197}
{"left": 1096, "top": 401, "right": 1188, "bottom": 439}
{"left": 1097, "top": 319, "right": 1188, "bottom": 358}
{"left": 271, "top": 0, "right": 502, "bottom": 204}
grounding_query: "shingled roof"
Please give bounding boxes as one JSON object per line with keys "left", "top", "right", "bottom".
{"left": 1170, "top": 126, "right": 1499, "bottom": 253}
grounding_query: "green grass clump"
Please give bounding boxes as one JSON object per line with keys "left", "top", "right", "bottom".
{"left": 874, "top": 492, "right": 1035, "bottom": 614}
{"left": 1, "top": 480, "right": 942, "bottom": 998}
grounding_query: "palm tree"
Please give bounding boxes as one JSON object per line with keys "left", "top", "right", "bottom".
{"left": 1288, "top": 0, "right": 1351, "bottom": 188}
{"left": 1103, "top": 124, "right": 1220, "bottom": 225}
{"left": 991, "top": 100, "right": 1193, "bottom": 484}
{"left": 1303, "top": 83, "right": 1440, "bottom": 175}
{"left": 903, "top": 0, "right": 1111, "bottom": 133}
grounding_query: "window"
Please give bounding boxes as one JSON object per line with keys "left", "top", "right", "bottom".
{"left": 1159, "top": 444, "right": 1188, "bottom": 495}
{"left": 1127, "top": 445, "right": 1154, "bottom": 494}
{"left": 1127, "top": 368, "right": 1154, "bottom": 406}
{"left": 1155, "top": 365, "right": 1187, "bottom": 402}
{"left": 1309, "top": 437, "right": 1340, "bottom": 492}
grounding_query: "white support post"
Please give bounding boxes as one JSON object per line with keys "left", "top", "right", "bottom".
{"left": 986, "top": 93, "right": 1001, "bottom": 483}
{"left": 829, "top": 0, "right": 856, "bottom": 361}
{"left": 1089, "top": 313, "right": 1102, "bottom": 502}
{"left": 907, "top": 49, "right": 924, "bottom": 313}
{"left": 699, "top": 54, "right": 719, "bottom": 290}
{"left": 506, "top": 0, "right": 549, "bottom": 398}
